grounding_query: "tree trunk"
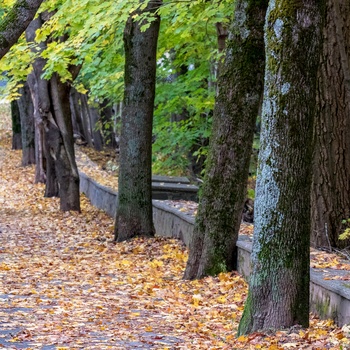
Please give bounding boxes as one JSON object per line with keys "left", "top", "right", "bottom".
{"left": 49, "top": 72, "right": 80, "bottom": 212}
{"left": 183, "top": 0, "right": 268, "bottom": 280}
{"left": 114, "top": 1, "right": 161, "bottom": 242}
{"left": 311, "top": 0, "right": 350, "bottom": 249}
{"left": 26, "top": 18, "right": 80, "bottom": 210}
{"left": 238, "top": 0, "right": 325, "bottom": 335}
{"left": 89, "top": 106, "right": 104, "bottom": 151}
{"left": 78, "top": 93, "right": 94, "bottom": 147}
{"left": 0, "top": 0, "right": 43, "bottom": 58}
{"left": 11, "top": 100, "right": 22, "bottom": 150}
{"left": 17, "top": 80, "right": 35, "bottom": 165}
{"left": 100, "top": 99, "right": 117, "bottom": 149}
{"left": 26, "top": 16, "right": 57, "bottom": 189}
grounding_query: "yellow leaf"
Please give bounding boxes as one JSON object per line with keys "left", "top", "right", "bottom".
{"left": 216, "top": 295, "right": 227, "bottom": 304}
{"left": 192, "top": 294, "right": 202, "bottom": 307}
{"left": 237, "top": 335, "right": 248, "bottom": 342}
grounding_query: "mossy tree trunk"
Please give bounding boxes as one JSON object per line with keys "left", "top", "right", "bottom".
{"left": 183, "top": 0, "right": 268, "bottom": 280}
{"left": 311, "top": 0, "right": 350, "bottom": 249}
{"left": 114, "top": 0, "right": 161, "bottom": 242}
{"left": 0, "top": 0, "right": 43, "bottom": 58}
{"left": 238, "top": 0, "right": 325, "bottom": 335}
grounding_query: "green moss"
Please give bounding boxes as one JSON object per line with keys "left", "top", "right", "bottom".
{"left": 0, "top": 34, "right": 9, "bottom": 49}
{"left": 237, "top": 292, "right": 253, "bottom": 336}
{"left": 314, "top": 295, "right": 334, "bottom": 319}
{"left": 0, "top": 0, "right": 29, "bottom": 48}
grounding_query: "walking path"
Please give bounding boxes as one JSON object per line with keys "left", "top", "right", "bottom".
{"left": 0, "top": 108, "right": 349, "bottom": 349}
{"left": 0, "top": 129, "right": 245, "bottom": 349}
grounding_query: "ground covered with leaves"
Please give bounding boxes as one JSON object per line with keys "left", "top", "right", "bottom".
{"left": 0, "top": 108, "right": 350, "bottom": 349}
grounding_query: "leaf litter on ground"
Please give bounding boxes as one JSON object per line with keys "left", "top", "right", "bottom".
{"left": 0, "top": 106, "right": 349, "bottom": 348}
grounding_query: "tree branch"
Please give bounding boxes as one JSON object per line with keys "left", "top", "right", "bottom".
{"left": 0, "top": 0, "right": 44, "bottom": 59}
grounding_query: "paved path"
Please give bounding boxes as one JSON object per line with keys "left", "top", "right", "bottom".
{"left": 0, "top": 133, "right": 242, "bottom": 349}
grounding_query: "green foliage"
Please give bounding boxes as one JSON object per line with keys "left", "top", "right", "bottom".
{"left": 152, "top": 0, "right": 232, "bottom": 175}
{"left": 339, "top": 219, "right": 350, "bottom": 240}
{"left": 247, "top": 188, "right": 255, "bottom": 200}
{"left": 0, "top": 0, "right": 235, "bottom": 176}
{"left": 152, "top": 115, "right": 212, "bottom": 176}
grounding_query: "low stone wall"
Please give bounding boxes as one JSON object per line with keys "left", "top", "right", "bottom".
{"left": 80, "top": 172, "right": 117, "bottom": 217}
{"left": 236, "top": 241, "right": 350, "bottom": 326}
{"left": 79, "top": 170, "right": 350, "bottom": 327}
{"left": 152, "top": 200, "right": 195, "bottom": 247}
{"left": 79, "top": 172, "right": 198, "bottom": 209}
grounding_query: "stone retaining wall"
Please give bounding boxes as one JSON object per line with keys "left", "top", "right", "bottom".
{"left": 79, "top": 171, "right": 350, "bottom": 327}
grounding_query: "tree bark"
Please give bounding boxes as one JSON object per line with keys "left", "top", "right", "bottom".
{"left": 114, "top": 1, "right": 161, "bottom": 242}
{"left": 78, "top": 93, "right": 94, "bottom": 147}
{"left": 49, "top": 72, "right": 80, "bottom": 212}
{"left": 26, "top": 16, "right": 57, "bottom": 190}
{"left": 183, "top": 0, "right": 268, "bottom": 280}
{"left": 26, "top": 18, "right": 80, "bottom": 210}
{"left": 311, "top": 0, "right": 350, "bottom": 249}
{"left": 70, "top": 88, "right": 85, "bottom": 143}
{"left": 100, "top": 99, "right": 117, "bottom": 149}
{"left": 0, "top": 0, "right": 43, "bottom": 58}
{"left": 11, "top": 100, "right": 22, "bottom": 150}
{"left": 238, "top": 0, "right": 325, "bottom": 335}
{"left": 88, "top": 105, "right": 104, "bottom": 151}
{"left": 17, "top": 79, "right": 35, "bottom": 165}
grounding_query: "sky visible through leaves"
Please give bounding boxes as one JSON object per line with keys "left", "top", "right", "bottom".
{"left": 0, "top": 104, "right": 350, "bottom": 349}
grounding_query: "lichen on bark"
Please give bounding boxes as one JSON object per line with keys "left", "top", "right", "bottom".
{"left": 238, "top": 0, "right": 325, "bottom": 335}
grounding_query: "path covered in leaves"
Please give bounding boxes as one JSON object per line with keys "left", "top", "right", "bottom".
{"left": 0, "top": 113, "right": 350, "bottom": 349}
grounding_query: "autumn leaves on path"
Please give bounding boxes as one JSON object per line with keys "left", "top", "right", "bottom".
{"left": 0, "top": 120, "right": 349, "bottom": 349}
{"left": 0, "top": 130, "right": 246, "bottom": 348}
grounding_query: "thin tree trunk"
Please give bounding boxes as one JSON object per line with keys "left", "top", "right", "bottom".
{"left": 238, "top": 0, "right": 325, "bottom": 335}
{"left": 89, "top": 106, "right": 104, "bottom": 151}
{"left": 114, "top": 1, "right": 161, "bottom": 242}
{"left": 100, "top": 99, "right": 117, "bottom": 149}
{"left": 11, "top": 100, "right": 22, "bottom": 150}
{"left": 17, "top": 80, "right": 35, "bottom": 165}
{"left": 183, "top": 0, "right": 268, "bottom": 280}
{"left": 79, "top": 93, "right": 94, "bottom": 147}
{"left": 311, "top": 0, "right": 350, "bottom": 249}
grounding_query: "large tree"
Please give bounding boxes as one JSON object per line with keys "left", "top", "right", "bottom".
{"left": 114, "top": 0, "right": 161, "bottom": 241}
{"left": 311, "top": 0, "right": 350, "bottom": 249}
{"left": 183, "top": 0, "right": 268, "bottom": 279}
{"left": 26, "top": 17, "right": 81, "bottom": 211}
{"left": 238, "top": 0, "right": 325, "bottom": 334}
{"left": 0, "top": 0, "right": 44, "bottom": 59}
